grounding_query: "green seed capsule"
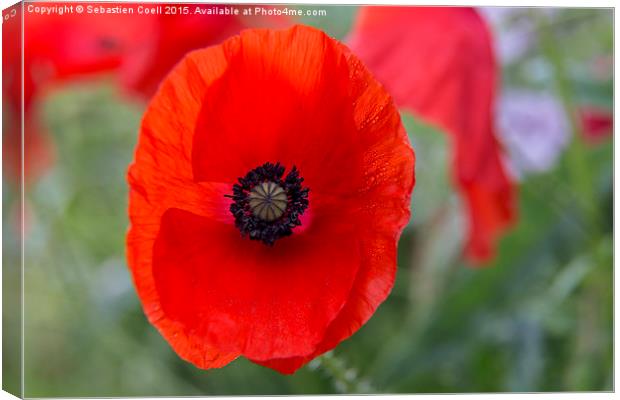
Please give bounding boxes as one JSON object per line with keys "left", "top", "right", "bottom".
{"left": 248, "top": 181, "right": 288, "bottom": 221}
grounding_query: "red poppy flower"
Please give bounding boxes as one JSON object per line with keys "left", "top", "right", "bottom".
{"left": 126, "top": 25, "right": 415, "bottom": 374}
{"left": 579, "top": 106, "right": 613, "bottom": 144}
{"left": 348, "top": 7, "right": 516, "bottom": 263}
{"left": 119, "top": 8, "right": 290, "bottom": 99}
{"left": 2, "top": 3, "right": 145, "bottom": 183}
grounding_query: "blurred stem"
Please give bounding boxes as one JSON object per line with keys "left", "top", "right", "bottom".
{"left": 408, "top": 199, "right": 463, "bottom": 332}
{"left": 562, "top": 236, "right": 612, "bottom": 390}
{"left": 314, "top": 352, "right": 373, "bottom": 393}
{"left": 536, "top": 12, "right": 600, "bottom": 233}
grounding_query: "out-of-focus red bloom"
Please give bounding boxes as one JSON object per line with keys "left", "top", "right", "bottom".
{"left": 127, "top": 25, "right": 415, "bottom": 374}
{"left": 119, "top": 12, "right": 244, "bottom": 98}
{"left": 119, "top": 8, "right": 290, "bottom": 99}
{"left": 2, "top": 3, "right": 145, "bottom": 183}
{"left": 348, "top": 6, "right": 516, "bottom": 263}
{"left": 579, "top": 106, "right": 613, "bottom": 144}
{"left": 3, "top": 4, "right": 26, "bottom": 181}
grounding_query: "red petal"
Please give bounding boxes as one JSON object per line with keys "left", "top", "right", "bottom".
{"left": 253, "top": 228, "right": 399, "bottom": 374}
{"left": 152, "top": 207, "right": 360, "bottom": 360}
{"left": 127, "top": 178, "right": 239, "bottom": 368}
{"left": 348, "top": 7, "right": 516, "bottom": 263}
{"left": 127, "top": 208, "right": 239, "bottom": 369}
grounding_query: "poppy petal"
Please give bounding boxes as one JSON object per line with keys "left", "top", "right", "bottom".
{"left": 252, "top": 228, "right": 399, "bottom": 374}
{"left": 152, "top": 207, "right": 360, "bottom": 360}
{"left": 126, "top": 207, "right": 239, "bottom": 369}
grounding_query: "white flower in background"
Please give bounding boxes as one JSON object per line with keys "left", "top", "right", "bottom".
{"left": 497, "top": 90, "right": 570, "bottom": 179}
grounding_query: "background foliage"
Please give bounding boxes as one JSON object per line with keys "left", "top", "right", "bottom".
{"left": 2, "top": 6, "right": 613, "bottom": 396}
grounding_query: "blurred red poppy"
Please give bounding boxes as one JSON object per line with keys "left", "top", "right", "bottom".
{"left": 348, "top": 6, "right": 516, "bottom": 263}
{"left": 2, "top": 3, "right": 53, "bottom": 183}
{"left": 119, "top": 8, "right": 290, "bottom": 99}
{"left": 126, "top": 25, "right": 415, "bottom": 373}
{"left": 579, "top": 106, "right": 613, "bottom": 144}
{"left": 119, "top": 12, "right": 244, "bottom": 98}
{"left": 2, "top": 3, "right": 145, "bottom": 183}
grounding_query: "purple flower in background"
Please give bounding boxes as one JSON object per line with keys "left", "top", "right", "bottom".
{"left": 480, "top": 7, "right": 534, "bottom": 64}
{"left": 497, "top": 90, "right": 570, "bottom": 178}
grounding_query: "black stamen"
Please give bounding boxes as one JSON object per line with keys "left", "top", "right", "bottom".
{"left": 227, "top": 162, "right": 309, "bottom": 245}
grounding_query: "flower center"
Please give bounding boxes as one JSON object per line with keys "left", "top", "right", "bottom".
{"left": 227, "top": 162, "right": 309, "bottom": 246}
{"left": 248, "top": 181, "right": 288, "bottom": 221}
